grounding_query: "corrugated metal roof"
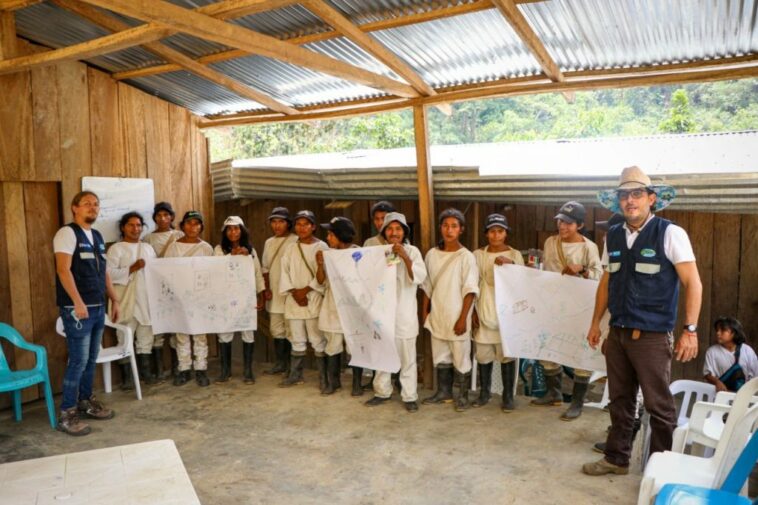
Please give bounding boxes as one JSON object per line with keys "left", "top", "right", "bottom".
{"left": 211, "top": 132, "right": 758, "bottom": 212}
{"left": 12, "top": 0, "right": 758, "bottom": 116}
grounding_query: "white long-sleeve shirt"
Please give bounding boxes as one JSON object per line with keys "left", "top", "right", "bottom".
{"left": 278, "top": 240, "right": 329, "bottom": 320}
{"left": 394, "top": 244, "right": 427, "bottom": 340}
{"left": 473, "top": 247, "right": 524, "bottom": 344}
{"left": 261, "top": 234, "right": 298, "bottom": 314}
{"left": 144, "top": 229, "right": 184, "bottom": 257}
{"left": 422, "top": 247, "right": 479, "bottom": 342}
{"left": 543, "top": 235, "right": 602, "bottom": 280}
{"left": 213, "top": 245, "right": 266, "bottom": 294}
{"left": 106, "top": 241, "right": 156, "bottom": 325}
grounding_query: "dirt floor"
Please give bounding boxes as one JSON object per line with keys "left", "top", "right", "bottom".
{"left": 1, "top": 360, "right": 642, "bottom": 505}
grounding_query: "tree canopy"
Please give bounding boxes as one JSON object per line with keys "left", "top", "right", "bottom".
{"left": 207, "top": 79, "right": 758, "bottom": 162}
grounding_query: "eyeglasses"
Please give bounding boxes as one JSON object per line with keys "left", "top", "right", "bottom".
{"left": 617, "top": 189, "right": 647, "bottom": 201}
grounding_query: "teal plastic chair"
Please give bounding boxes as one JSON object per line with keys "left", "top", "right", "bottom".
{"left": 654, "top": 427, "right": 758, "bottom": 504}
{"left": 0, "top": 322, "right": 56, "bottom": 429}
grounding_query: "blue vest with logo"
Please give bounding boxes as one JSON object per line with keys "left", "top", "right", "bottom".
{"left": 606, "top": 216, "right": 679, "bottom": 333}
{"left": 55, "top": 223, "right": 107, "bottom": 307}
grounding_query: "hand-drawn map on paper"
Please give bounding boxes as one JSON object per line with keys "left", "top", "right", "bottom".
{"left": 324, "top": 246, "right": 400, "bottom": 373}
{"left": 145, "top": 256, "right": 257, "bottom": 335}
{"left": 494, "top": 264, "right": 608, "bottom": 372}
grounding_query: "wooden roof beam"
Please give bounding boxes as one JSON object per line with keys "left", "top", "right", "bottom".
{"left": 79, "top": 0, "right": 419, "bottom": 98}
{"left": 111, "top": 0, "right": 542, "bottom": 82}
{"left": 0, "top": 23, "right": 171, "bottom": 75}
{"left": 53, "top": 0, "right": 298, "bottom": 115}
{"left": 198, "top": 64, "right": 758, "bottom": 128}
{"left": 490, "top": 0, "right": 573, "bottom": 101}
{"left": 303, "top": 0, "right": 452, "bottom": 115}
{"left": 0, "top": 0, "right": 42, "bottom": 10}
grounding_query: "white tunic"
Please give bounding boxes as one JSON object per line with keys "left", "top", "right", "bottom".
{"left": 213, "top": 245, "right": 266, "bottom": 294}
{"left": 261, "top": 233, "right": 298, "bottom": 314}
{"left": 278, "top": 240, "right": 329, "bottom": 320}
{"left": 363, "top": 234, "right": 386, "bottom": 247}
{"left": 473, "top": 247, "right": 524, "bottom": 344}
{"left": 164, "top": 240, "right": 213, "bottom": 259}
{"left": 144, "top": 230, "right": 184, "bottom": 257}
{"left": 704, "top": 344, "right": 758, "bottom": 380}
{"left": 422, "top": 248, "right": 479, "bottom": 342}
{"left": 317, "top": 245, "right": 359, "bottom": 334}
{"left": 106, "top": 241, "right": 156, "bottom": 325}
{"left": 394, "top": 244, "right": 427, "bottom": 340}
{"left": 543, "top": 235, "right": 603, "bottom": 280}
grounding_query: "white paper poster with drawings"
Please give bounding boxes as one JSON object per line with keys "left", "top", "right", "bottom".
{"left": 81, "top": 176, "right": 155, "bottom": 243}
{"left": 145, "top": 256, "right": 257, "bottom": 335}
{"left": 494, "top": 264, "right": 608, "bottom": 372}
{"left": 324, "top": 246, "right": 400, "bottom": 373}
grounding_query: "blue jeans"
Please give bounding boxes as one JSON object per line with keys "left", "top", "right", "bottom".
{"left": 59, "top": 305, "right": 105, "bottom": 410}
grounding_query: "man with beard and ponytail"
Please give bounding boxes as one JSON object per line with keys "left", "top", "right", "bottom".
{"left": 261, "top": 207, "right": 297, "bottom": 376}
{"left": 54, "top": 191, "right": 120, "bottom": 436}
{"left": 364, "top": 212, "right": 426, "bottom": 412}
{"left": 471, "top": 213, "right": 524, "bottom": 412}
{"left": 421, "top": 208, "right": 479, "bottom": 412}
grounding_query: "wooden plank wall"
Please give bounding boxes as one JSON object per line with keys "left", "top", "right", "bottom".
{"left": 0, "top": 38, "right": 212, "bottom": 407}
{"left": 214, "top": 198, "right": 757, "bottom": 384}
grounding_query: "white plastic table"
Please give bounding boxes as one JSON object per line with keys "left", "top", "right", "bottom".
{"left": 0, "top": 439, "right": 200, "bottom": 505}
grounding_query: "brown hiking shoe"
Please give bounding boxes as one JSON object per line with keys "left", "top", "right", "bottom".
{"left": 582, "top": 458, "right": 629, "bottom": 476}
{"left": 57, "top": 407, "right": 91, "bottom": 436}
{"left": 78, "top": 395, "right": 115, "bottom": 420}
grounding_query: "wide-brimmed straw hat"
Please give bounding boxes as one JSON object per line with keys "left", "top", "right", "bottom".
{"left": 597, "top": 166, "right": 676, "bottom": 214}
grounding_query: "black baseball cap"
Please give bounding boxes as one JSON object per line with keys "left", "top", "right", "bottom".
{"left": 268, "top": 207, "right": 291, "bottom": 223}
{"left": 321, "top": 217, "right": 356, "bottom": 242}
{"left": 438, "top": 208, "right": 465, "bottom": 226}
{"left": 293, "top": 210, "right": 316, "bottom": 225}
{"left": 484, "top": 213, "right": 510, "bottom": 232}
{"left": 371, "top": 201, "right": 395, "bottom": 216}
{"left": 153, "top": 201, "right": 175, "bottom": 220}
{"left": 554, "top": 201, "right": 586, "bottom": 224}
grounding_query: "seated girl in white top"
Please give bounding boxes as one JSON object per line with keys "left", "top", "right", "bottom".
{"left": 704, "top": 317, "right": 758, "bottom": 392}
{"left": 213, "top": 216, "right": 265, "bottom": 385}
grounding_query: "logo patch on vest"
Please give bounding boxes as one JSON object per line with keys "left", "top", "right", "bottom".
{"left": 640, "top": 248, "right": 656, "bottom": 258}
{"left": 609, "top": 250, "right": 621, "bottom": 258}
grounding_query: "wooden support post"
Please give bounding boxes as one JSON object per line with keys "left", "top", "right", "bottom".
{"left": 0, "top": 9, "right": 17, "bottom": 59}
{"left": 472, "top": 202, "right": 480, "bottom": 250}
{"left": 414, "top": 104, "right": 435, "bottom": 390}
{"left": 414, "top": 104, "right": 434, "bottom": 253}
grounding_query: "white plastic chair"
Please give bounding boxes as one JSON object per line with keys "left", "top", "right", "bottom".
{"left": 638, "top": 378, "right": 758, "bottom": 505}
{"left": 640, "top": 380, "right": 716, "bottom": 468}
{"left": 672, "top": 389, "right": 758, "bottom": 456}
{"left": 55, "top": 315, "right": 142, "bottom": 400}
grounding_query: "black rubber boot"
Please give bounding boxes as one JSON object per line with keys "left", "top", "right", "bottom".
{"left": 454, "top": 371, "right": 471, "bottom": 412}
{"left": 561, "top": 378, "right": 590, "bottom": 421}
{"left": 561, "top": 376, "right": 590, "bottom": 421}
{"left": 170, "top": 347, "right": 179, "bottom": 378}
{"left": 279, "top": 352, "right": 305, "bottom": 387}
{"left": 362, "top": 370, "right": 375, "bottom": 391}
{"left": 321, "top": 354, "right": 341, "bottom": 395}
{"left": 137, "top": 354, "right": 158, "bottom": 385}
{"left": 472, "top": 362, "right": 493, "bottom": 408}
{"left": 283, "top": 339, "right": 292, "bottom": 376}
{"left": 243, "top": 342, "right": 255, "bottom": 384}
{"left": 501, "top": 360, "right": 516, "bottom": 412}
{"left": 151, "top": 347, "right": 167, "bottom": 384}
{"left": 315, "top": 355, "right": 327, "bottom": 393}
{"left": 216, "top": 342, "right": 232, "bottom": 383}
{"left": 531, "top": 370, "right": 563, "bottom": 406}
{"left": 423, "top": 365, "right": 454, "bottom": 404}
{"left": 119, "top": 363, "right": 134, "bottom": 391}
{"left": 264, "top": 339, "right": 287, "bottom": 375}
{"left": 196, "top": 370, "right": 210, "bottom": 387}
{"left": 351, "top": 366, "right": 364, "bottom": 397}
{"left": 173, "top": 370, "right": 190, "bottom": 386}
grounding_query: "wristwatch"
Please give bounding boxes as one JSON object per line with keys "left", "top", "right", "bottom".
{"left": 683, "top": 324, "right": 697, "bottom": 333}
